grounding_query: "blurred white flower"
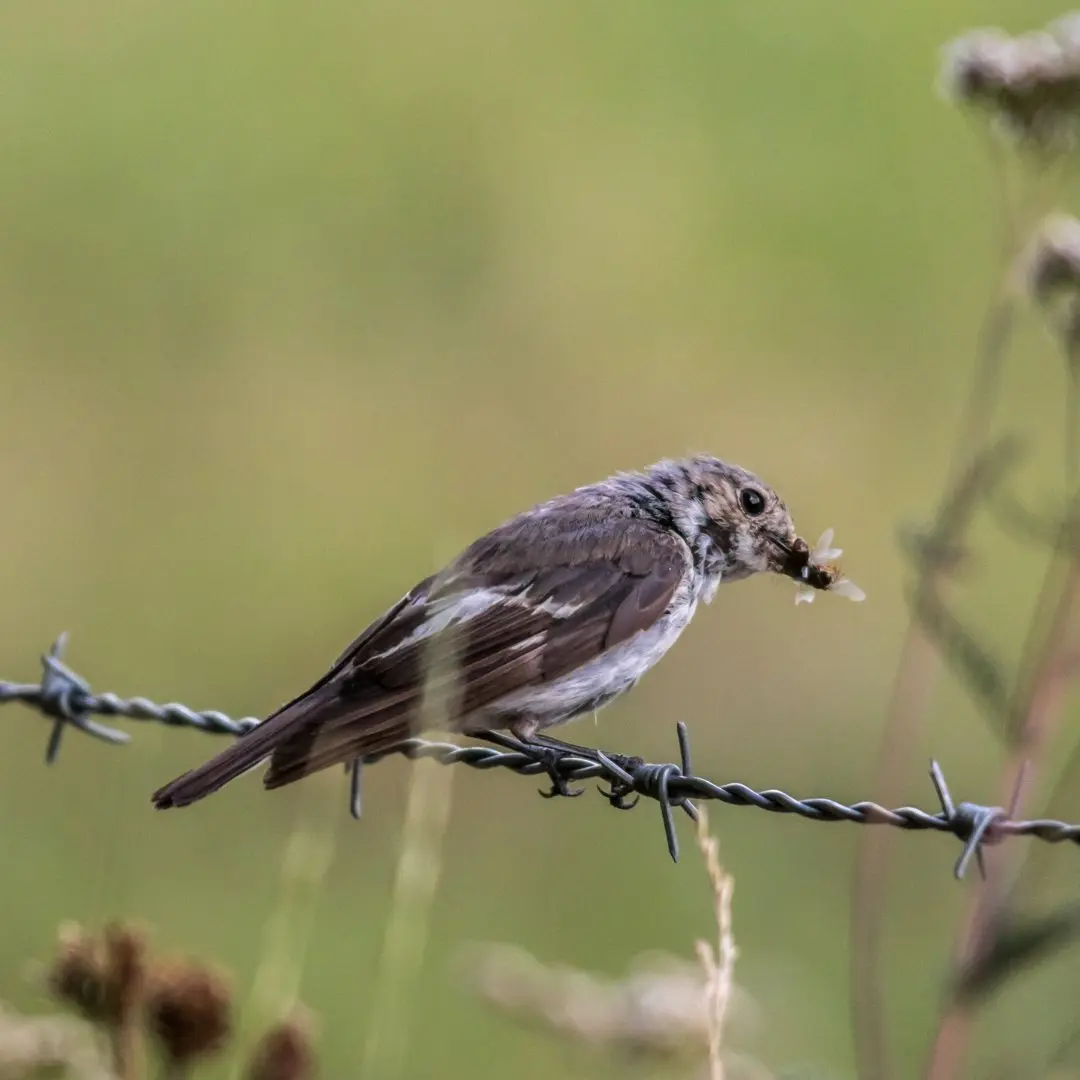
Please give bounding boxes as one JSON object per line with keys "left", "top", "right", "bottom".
{"left": 795, "top": 528, "right": 866, "bottom": 606}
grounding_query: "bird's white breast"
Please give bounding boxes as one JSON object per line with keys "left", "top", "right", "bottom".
{"left": 478, "top": 571, "right": 704, "bottom": 728}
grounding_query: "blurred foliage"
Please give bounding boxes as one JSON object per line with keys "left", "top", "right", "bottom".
{"left": 2, "top": 1, "right": 1079, "bottom": 1078}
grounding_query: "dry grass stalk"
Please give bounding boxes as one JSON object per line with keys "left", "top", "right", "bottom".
{"left": 243, "top": 801, "right": 342, "bottom": 1011}
{"left": 227, "top": 737, "right": 346, "bottom": 1080}
{"left": 359, "top": 588, "right": 460, "bottom": 1079}
{"left": 357, "top": 750, "right": 455, "bottom": 1079}
{"left": 694, "top": 807, "right": 737, "bottom": 1080}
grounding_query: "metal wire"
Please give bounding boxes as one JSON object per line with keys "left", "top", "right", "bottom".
{"left": 5, "top": 634, "right": 1080, "bottom": 873}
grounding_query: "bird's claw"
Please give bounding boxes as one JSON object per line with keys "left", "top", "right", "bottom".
{"left": 599, "top": 785, "right": 639, "bottom": 810}
{"left": 533, "top": 746, "right": 585, "bottom": 799}
{"left": 538, "top": 777, "right": 585, "bottom": 798}
{"left": 596, "top": 753, "right": 644, "bottom": 809}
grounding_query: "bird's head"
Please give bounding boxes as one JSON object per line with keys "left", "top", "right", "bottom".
{"left": 646, "top": 454, "right": 810, "bottom": 585}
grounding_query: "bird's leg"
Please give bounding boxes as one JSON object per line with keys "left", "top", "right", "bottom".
{"left": 526, "top": 732, "right": 644, "bottom": 774}
{"left": 492, "top": 721, "right": 644, "bottom": 801}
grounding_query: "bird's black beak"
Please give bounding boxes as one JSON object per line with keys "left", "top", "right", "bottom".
{"left": 768, "top": 534, "right": 811, "bottom": 580}
{"left": 771, "top": 533, "right": 836, "bottom": 591}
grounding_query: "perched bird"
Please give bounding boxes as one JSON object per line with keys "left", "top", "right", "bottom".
{"left": 151, "top": 454, "right": 856, "bottom": 809}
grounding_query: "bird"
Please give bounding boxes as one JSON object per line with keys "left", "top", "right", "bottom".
{"left": 151, "top": 453, "right": 837, "bottom": 810}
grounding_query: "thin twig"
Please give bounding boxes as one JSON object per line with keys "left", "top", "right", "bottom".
{"left": 850, "top": 437, "right": 1022, "bottom": 1080}
{"left": 923, "top": 497, "right": 1080, "bottom": 1080}
{"left": 849, "top": 103, "right": 1069, "bottom": 1076}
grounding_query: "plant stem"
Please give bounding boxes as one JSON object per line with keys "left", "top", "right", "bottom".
{"left": 359, "top": 603, "right": 460, "bottom": 1080}
{"left": 922, "top": 534, "right": 1080, "bottom": 1080}
{"left": 109, "top": 1019, "right": 140, "bottom": 1080}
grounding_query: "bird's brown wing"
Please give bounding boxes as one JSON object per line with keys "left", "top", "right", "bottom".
{"left": 152, "top": 509, "right": 687, "bottom": 807}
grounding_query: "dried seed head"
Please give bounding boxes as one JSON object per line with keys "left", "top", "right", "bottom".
{"left": 940, "top": 15, "right": 1080, "bottom": 151}
{"left": 102, "top": 923, "right": 146, "bottom": 1028}
{"left": 47, "top": 922, "right": 146, "bottom": 1028}
{"left": 1021, "top": 215, "right": 1080, "bottom": 365}
{"left": 1051, "top": 12, "right": 1080, "bottom": 55}
{"left": 245, "top": 1011, "right": 317, "bottom": 1080}
{"left": 459, "top": 942, "right": 757, "bottom": 1061}
{"left": 0, "top": 1000, "right": 111, "bottom": 1078}
{"left": 1025, "top": 214, "right": 1080, "bottom": 303}
{"left": 941, "top": 28, "right": 1028, "bottom": 101}
{"left": 144, "top": 959, "right": 232, "bottom": 1068}
{"left": 47, "top": 924, "right": 108, "bottom": 1023}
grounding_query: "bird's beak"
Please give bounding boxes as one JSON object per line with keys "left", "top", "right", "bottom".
{"left": 768, "top": 534, "right": 813, "bottom": 580}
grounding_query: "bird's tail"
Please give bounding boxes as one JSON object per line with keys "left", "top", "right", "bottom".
{"left": 151, "top": 683, "right": 339, "bottom": 809}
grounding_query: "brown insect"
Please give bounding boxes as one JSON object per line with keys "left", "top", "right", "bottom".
{"left": 785, "top": 530, "right": 864, "bottom": 605}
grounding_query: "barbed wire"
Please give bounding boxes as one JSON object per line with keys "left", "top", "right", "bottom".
{"left": 4, "top": 634, "right": 1079, "bottom": 875}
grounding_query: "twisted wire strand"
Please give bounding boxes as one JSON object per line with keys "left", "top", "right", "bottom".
{"left": 5, "top": 634, "right": 1080, "bottom": 872}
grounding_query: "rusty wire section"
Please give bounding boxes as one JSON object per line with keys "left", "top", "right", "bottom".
{"left": 4, "top": 634, "right": 1079, "bottom": 871}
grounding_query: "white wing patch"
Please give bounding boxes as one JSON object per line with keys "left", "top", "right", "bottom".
{"left": 366, "top": 587, "right": 505, "bottom": 662}
{"left": 365, "top": 583, "right": 583, "bottom": 665}
{"left": 508, "top": 632, "right": 546, "bottom": 654}
{"left": 529, "top": 596, "right": 586, "bottom": 619}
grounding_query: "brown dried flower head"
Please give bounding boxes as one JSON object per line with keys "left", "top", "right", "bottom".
{"left": 245, "top": 1011, "right": 317, "bottom": 1080}
{"left": 144, "top": 958, "right": 232, "bottom": 1068}
{"left": 940, "top": 15, "right": 1080, "bottom": 150}
{"left": 47, "top": 922, "right": 146, "bottom": 1029}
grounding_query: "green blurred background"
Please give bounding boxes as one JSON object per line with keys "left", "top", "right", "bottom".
{"left": 2, "top": 1, "right": 1079, "bottom": 1077}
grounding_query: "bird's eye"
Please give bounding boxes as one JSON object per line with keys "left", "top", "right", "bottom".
{"left": 740, "top": 488, "right": 766, "bottom": 516}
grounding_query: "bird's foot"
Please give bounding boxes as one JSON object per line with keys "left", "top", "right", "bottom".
{"left": 596, "top": 752, "right": 646, "bottom": 810}
{"left": 522, "top": 734, "right": 644, "bottom": 803}
{"left": 471, "top": 728, "right": 639, "bottom": 801}
{"left": 532, "top": 743, "right": 586, "bottom": 799}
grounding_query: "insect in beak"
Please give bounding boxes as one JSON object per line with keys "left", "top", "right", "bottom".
{"left": 786, "top": 529, "right": 865, "bottom": 605}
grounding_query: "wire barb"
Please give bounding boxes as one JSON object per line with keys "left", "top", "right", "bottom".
{"left": 5, "top": 636, "right": 1080, "bottom": 872}
{"left": 929, "top": 761, "right": 1000, "bottom": 880}
{"left": 34, "top": 634, "right": 131, "bottom": 763}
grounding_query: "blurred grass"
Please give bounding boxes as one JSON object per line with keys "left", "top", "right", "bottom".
{"left": 1, "top": 1, "right": 1078, "bottom": 1077}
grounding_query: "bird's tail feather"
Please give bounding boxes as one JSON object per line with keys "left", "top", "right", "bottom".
{"left": 151, "top": 683, "right": 340, "bottom": 809}
{"left": 263, "top": 712, "right": 414, "bottom": 789}
{"left": 151, "top": 682, "right": 423, "bottom": 808}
